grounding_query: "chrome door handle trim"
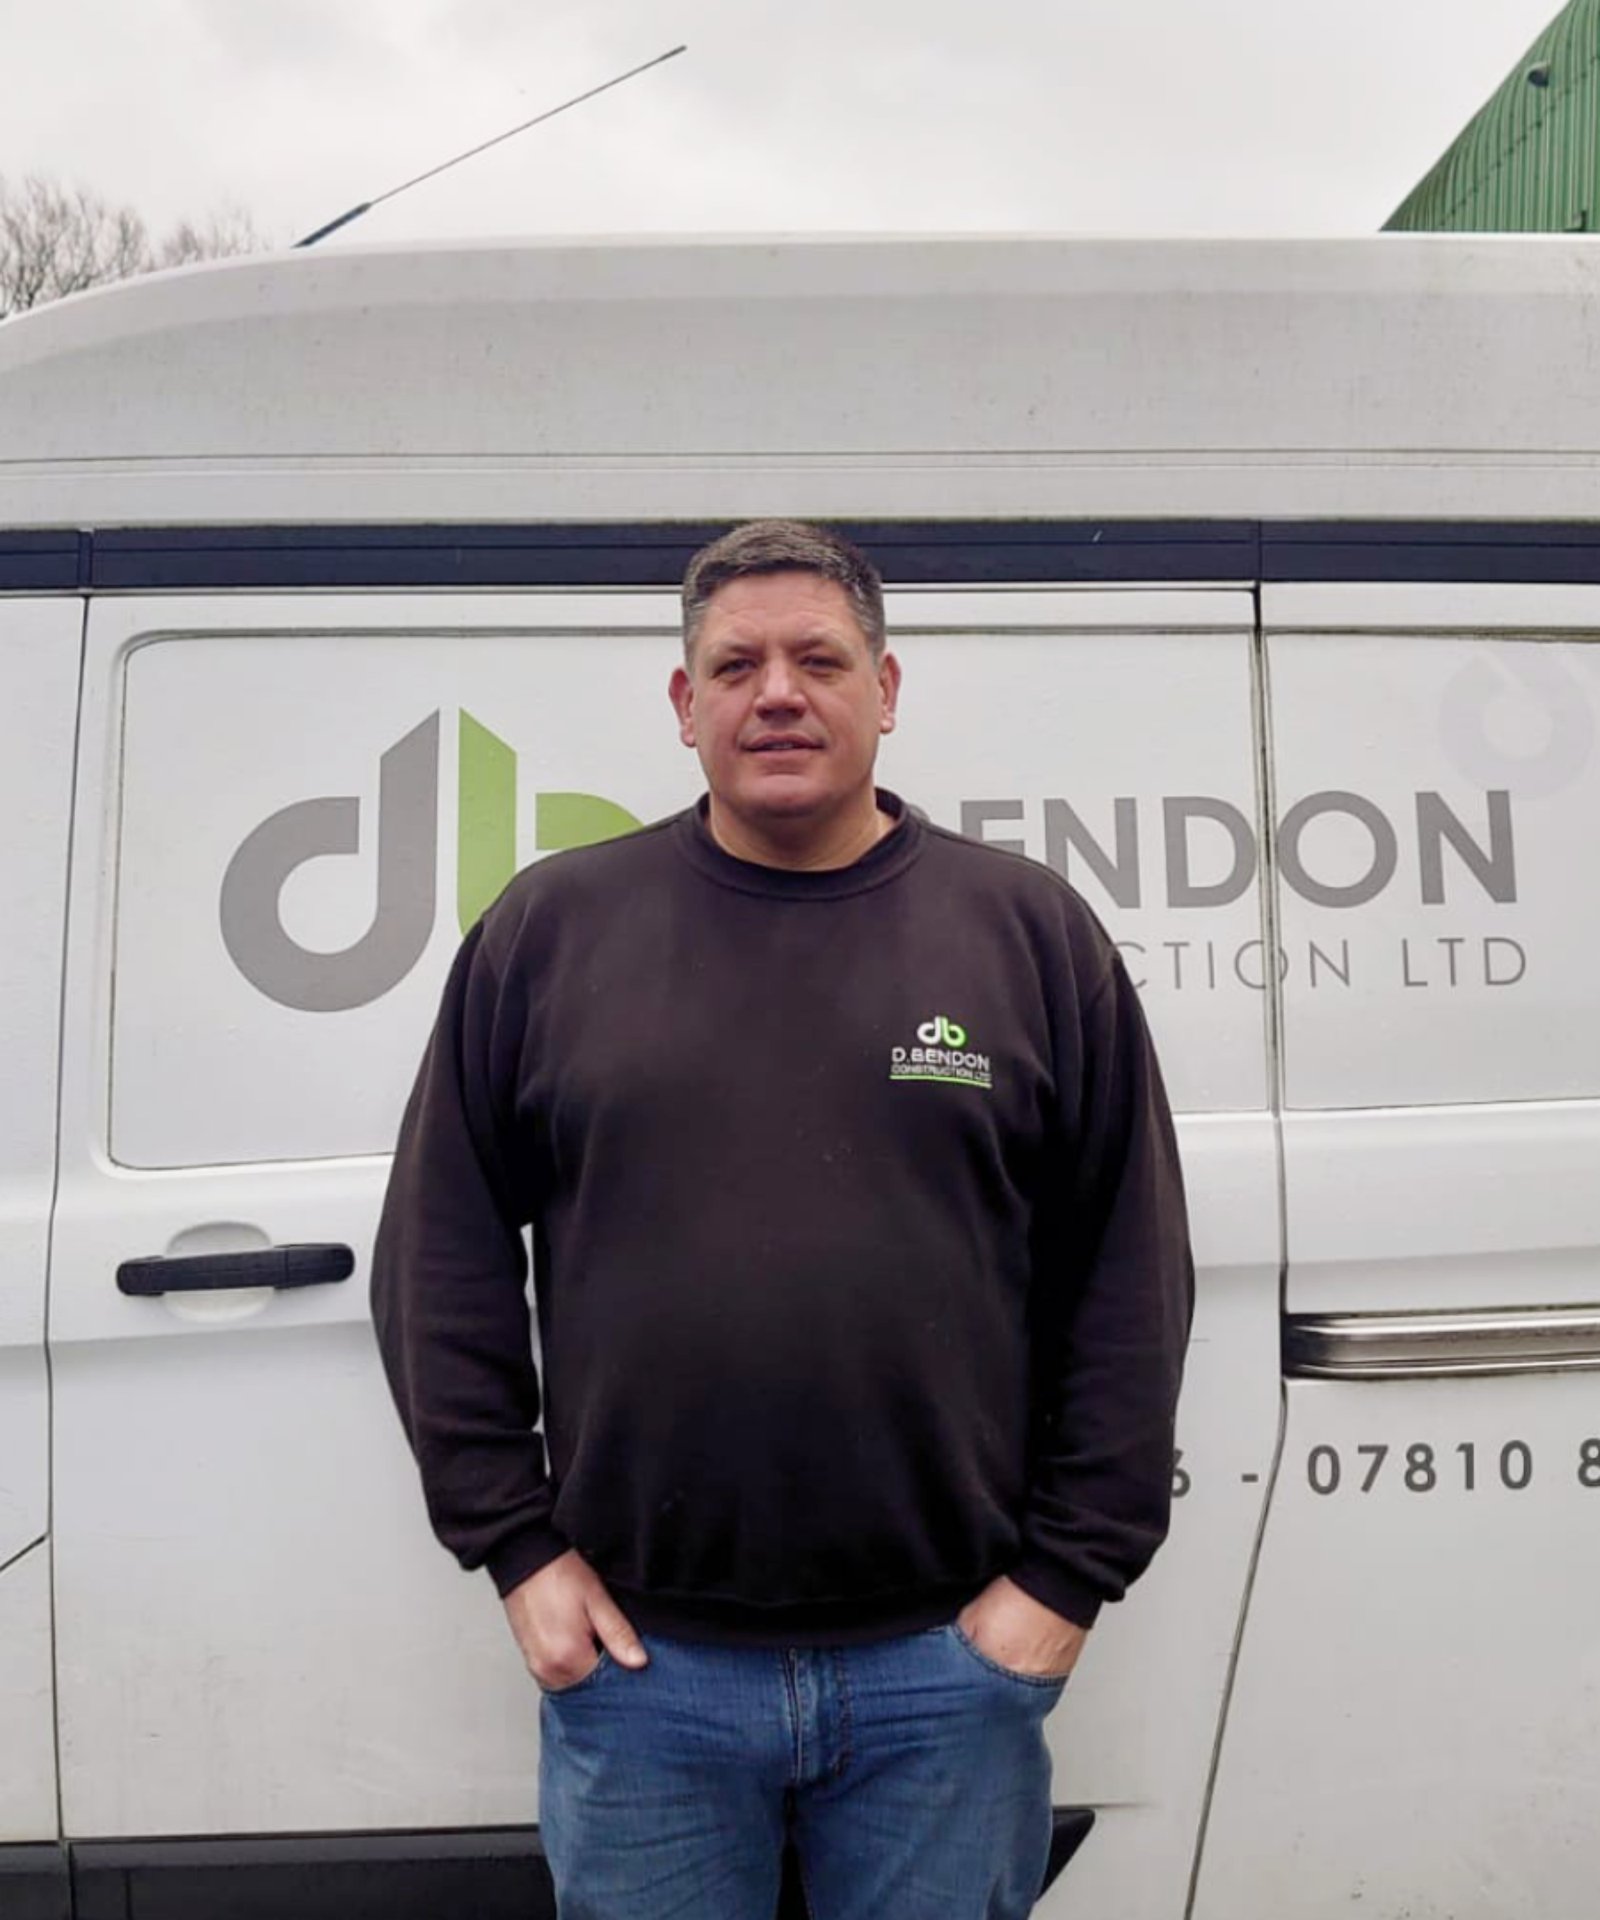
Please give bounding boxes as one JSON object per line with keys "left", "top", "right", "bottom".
{"left": 1284, "top": 1304, "right": 1600, "bottom": 1380}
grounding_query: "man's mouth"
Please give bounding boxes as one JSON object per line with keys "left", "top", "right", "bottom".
{"left": 747, "top": 738, "right": 820, "bottom": 753}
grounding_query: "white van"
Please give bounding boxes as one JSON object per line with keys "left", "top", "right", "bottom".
{"left": 2, "top": 236, "right": 1598, "bottom": 1920}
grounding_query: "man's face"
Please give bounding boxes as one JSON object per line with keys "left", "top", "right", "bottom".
{"left": 669, "top": 571, "right": 900, "bottom": 850}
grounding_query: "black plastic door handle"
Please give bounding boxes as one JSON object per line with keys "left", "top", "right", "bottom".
{"left": 116, "top": 1244, "right": 355, "bottom": 1298}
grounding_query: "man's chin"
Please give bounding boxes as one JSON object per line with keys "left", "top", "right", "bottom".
{"left": 717, "top": 790, "right": 850, "bottom": 847}
{"left": 732, "top": 776, "right": 832, "bottom": 818}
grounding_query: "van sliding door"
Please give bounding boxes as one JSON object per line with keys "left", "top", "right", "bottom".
{"left": 1196, "top": 585, "right": 1600, "bottom": 1918}
{"left": 48, "top": 587, "right": 1278, "bottom": 1920}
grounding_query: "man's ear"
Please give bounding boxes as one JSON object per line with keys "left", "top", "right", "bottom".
{"left": 668, "top": 664, "right": 697, "bottom": 747}
{"left": 878, "top": 651, "right": 902, "bottom": 733}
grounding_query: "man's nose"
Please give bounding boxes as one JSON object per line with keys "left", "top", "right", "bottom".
{"left": 754, "top": 659, "right": 805, "bottom": 708}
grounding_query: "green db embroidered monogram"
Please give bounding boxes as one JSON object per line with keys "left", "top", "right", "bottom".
{"left": 889, "top": 1015, "right": 993, "bottom": 1091}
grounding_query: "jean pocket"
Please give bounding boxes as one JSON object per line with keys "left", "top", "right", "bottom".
{"left": 947, "top": 1623, "right": 1071, "bottom": 1692}
{"left": 537, "top": 1649, "right": 612, "bottom": 1698}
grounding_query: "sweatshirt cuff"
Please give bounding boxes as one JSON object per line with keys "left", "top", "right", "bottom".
{"left": 1006, "top": 1554, "right": 1106, "bottom": 1632}
{"left": 485, "top": 1522, "right": 571, "bottom": 1599}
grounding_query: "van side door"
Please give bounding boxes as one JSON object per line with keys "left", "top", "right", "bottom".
{"left": 1196, "top": 583, "right": 1600, "bottom": 1917}
{"left": 48, "top": 584, "right": 1279, "bottom": 1920}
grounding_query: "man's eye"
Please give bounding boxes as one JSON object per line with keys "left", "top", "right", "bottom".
{"left": 714, "top": 659, "right": 751, "bottom": 677}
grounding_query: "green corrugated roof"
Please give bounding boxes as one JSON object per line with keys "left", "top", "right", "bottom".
{"left": 1387, "top": 1, "right": 1600, "bottom": 230}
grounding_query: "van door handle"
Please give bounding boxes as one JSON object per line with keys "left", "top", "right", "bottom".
{"left": 116, "top": 1244, "right": 355, "bottom": 1297}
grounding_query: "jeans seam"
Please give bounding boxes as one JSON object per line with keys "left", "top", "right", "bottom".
{"left": 794, "top": 1849, "right": 818, "bottom": 1920}
{"left": 782, "top": 1650, "right": 805, "bottom": 1786}
{"left": 829, "top": 1648, "right": 853, "bottom": 1781}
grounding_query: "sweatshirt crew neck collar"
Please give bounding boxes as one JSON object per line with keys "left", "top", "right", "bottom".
{"left": 673, "top": 790, "right": 924, "bottom": 899}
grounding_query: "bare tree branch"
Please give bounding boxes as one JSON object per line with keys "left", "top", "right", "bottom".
{"left": 157, "top": 204, "right": 267, "bottom": 270}
{"left": 0, "top": 174, "right": 267, "bottom": 319}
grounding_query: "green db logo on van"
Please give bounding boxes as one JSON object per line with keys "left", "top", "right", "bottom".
{"left": 219, "top": 711, "right": 638, "bottom": 1013}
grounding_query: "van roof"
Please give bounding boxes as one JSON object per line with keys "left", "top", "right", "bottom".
{"left": 4, "top": 234, "right": 1599, "bottom": 526}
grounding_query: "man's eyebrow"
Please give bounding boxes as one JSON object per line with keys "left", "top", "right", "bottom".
{"left": 706, "top": 629, "right": 848, "bottom": 654}
{"left": 697, "top": 622, "right": 860, "bottom": 665}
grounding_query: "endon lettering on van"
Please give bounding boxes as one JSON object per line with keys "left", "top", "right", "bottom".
{"left": 959, "top": 791, "right": 1516, "bottom": 909}
{"left": 219, "top": 712, "right": 1522, "bottom": 1013}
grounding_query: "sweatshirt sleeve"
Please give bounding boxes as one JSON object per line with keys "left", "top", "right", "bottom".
{"left": 1007, "top": 949, "right": 1195, "bottom": 1630}
{"left": 370, "top": 917, "right": 569, "bottom": 1598}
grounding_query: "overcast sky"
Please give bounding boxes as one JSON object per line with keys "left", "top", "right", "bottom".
{"left": 0, "top": 0, "right": 1565, "bottom": 248}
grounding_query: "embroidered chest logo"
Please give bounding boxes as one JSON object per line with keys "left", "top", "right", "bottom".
{"left": 889, "top": 1014, "right": 993, "bottom": 1091}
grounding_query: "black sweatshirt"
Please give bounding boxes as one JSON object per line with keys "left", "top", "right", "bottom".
{"left": 371, "top": 794, "right": 1193, "bottom": 1645}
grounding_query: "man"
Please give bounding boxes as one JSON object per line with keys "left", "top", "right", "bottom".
{"left": 372, "top": 519, "right": 1193, "bottom": 1920}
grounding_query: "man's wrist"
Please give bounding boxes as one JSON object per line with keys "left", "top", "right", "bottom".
{"left": 487, "top": 1523, "right": 571, "bottom": 1599}
{"left": 1005, "top": 1557, "right": 1104, "bottom": 1632}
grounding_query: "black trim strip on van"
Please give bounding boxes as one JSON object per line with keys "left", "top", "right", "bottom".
{"left": 1284, "top": 1305, "right": 1600, "bottom": 1380}
{"left": 0, "top": 1844, "right": 67, "bottom": 1920}
{"left": 5, "top": 517, "right": 1600, "bottom": 591}
{"left": 0, "top": 531, "right": 85, "bottom": 591}
{"left": 1262, "top": 519, "right": 1600, "bottom": 582}
{"left": 3, "top": 1810, "right": 1092, "bottom": 1917}
{"left": 63, "top": 1830, "right": 558, "bottom": 1920}
{"left": 12, "top": 517, "right": 1600, "bottom": 593}
{"left": 80, "top": 520, "right": 1258, "bottom": 590}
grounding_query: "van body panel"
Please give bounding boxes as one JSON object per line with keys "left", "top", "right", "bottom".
{"left": 1283, "top": 1106, "right": 1600, "bottom": 1314}
{"left": 0, "top": 598, "right": 79, "bottom": 1570}
{"left": 1193, "top": 1371, "right": 1600, "bottom": 1919}
{"left": 1194, "top": 581, "right": 1600, "bottom": 1914}
{"left": 1267, "top": 591, "right": 1600, "bottom": 1114}
{"left": 91, "top": 587, "right": 1264, "bottom": 1176}
{"left": 8, "top": 239, "right": 1600, "bottom": 529}
{"left": 50, "top": 602, "right": 547, "bottom": 1833}
{"left": 52, "top": 1314, "right": 549, "bottom": 1835}
{"left": 0, "top": 598, "right": 77, "bottom": 1849}
{"left": 0, "top": 1546, "right": 57, "bottom": 1842}
{"left": 1046, "top": 1116, "right": 1279, "bottom": 1920}
{"left": 5, "top": 236, "right": 1600, "bottom": 464}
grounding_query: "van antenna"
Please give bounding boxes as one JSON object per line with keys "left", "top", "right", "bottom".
{"left": 294, "top": 43, "right": 688, "bottom": 247}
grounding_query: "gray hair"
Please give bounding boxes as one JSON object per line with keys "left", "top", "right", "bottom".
{"left": 680, "top": 520, "right": 886, "bottom": 662}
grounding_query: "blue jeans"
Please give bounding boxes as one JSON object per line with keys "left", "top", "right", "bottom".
{"left": 538, "top": 1624, "right": 1064, "bottom": 1919}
